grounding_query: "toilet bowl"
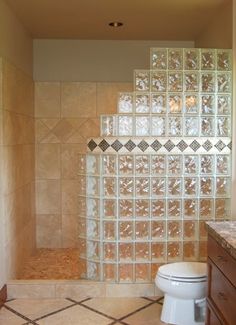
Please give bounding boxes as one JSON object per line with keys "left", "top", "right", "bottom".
{"left": 155, "top": 262, "right": 207, "bottom": 325}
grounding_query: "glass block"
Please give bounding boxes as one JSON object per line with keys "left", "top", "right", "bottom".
{"left": 216, "top": 177, "right": 231, "bottom": 197}
{"left": 183, "top": 242, "right": 198, "bottom": 261}
{"left": 184, "top": 177, "right": 197, "bottom": 196}
{"left": 78, "top": 238, "right": 86, "bottom": 257}
{"left": 184, "top": 49, "right": 199, "bottom": 70}
{"left": 135, "top": 242, "right": 149, "bottom": 261}
{"left": 151, "top": 116, "right": 165, "bottom": 136}
{"left": 78, "top": 176, "right": 86, "bottom": 195}
{"left": 78, "top": 196, "right": 86, "bottom": 216}
{"left": 168, "top": 94, "right": 183, "bottom": 114}
{"left": 151, "top": 221, "right": 166, "bottom": 239}
{"left": 104, "top": 264, "right": 116, "bottom": 282}
{"left": 119, "top": 221, "right": 133, "bottom": 240}
{"left": 104, "top": 243, "right": 116, "bottom": 261}
{"left": 151, "top": 93, "right": 166, "bottom": 113}
{"left": 199, "top": 199, "right": 214, "bottom": 219}
{"left": 184, "top": 94, "right": 199, "bottom": 114}
{"left": 184, "top": 220, "right": 197, "bottom": 240}
{"left": 119, "top": 264, "right": 133, "bottom": 282}
{"left": 119, "top": 199, "right": 133, "bottom": 218}
{"left": 152, "top": 200, "right": 165, "bottom": 218}
{"left": 184, "top": 199, "right": 197, "bottom": 219}
{"left": 119, "top": 155, "right": 133, "bottom": 174}
{"left": 217, "top": 117, "right": 231, "bottom": 137}
{"left": 119, "top": 177, "right": 133, "bottom": 196}
{"left": 217, "top": 50, "right": 232, "bottom": 71}
{"left": 135, "top": 199, "right": 149, "bottom": 218}
{"left": 167, "top": 199, "right": 181, "bottom": 218}
{"left": 168, "top": 156, "right": 182, "bottom": 175}
{"left": 78, "top": 154, "right": 86, "bottom": 174}
{"left": 200, "top": 155, "right": 214, "bottom": 174}
{"left": 168, "top": 178, "right": 182, "bottom": 196}
{"left": 135, "top": 116, "right": 150, "bottom": 136}
{"left": 151, "top": 242, "right": 166, "bottom": 262}
{"left": 168, "top": 221, "right": 182, "bottom": 240}
{"left": 103, "top": 199, "right": 116, "bottom": 219}
{"left": 216, "top": 155, "right": 230, "bottom": 175}
{"left": 135, "top": 221, "right": 149, "bottom": 239}
{"left": 102, "top": 155, "right": 116, "bottom": 175}
{"left": 168, "top": 72, "right": 183, "bottom": 92}
{"left": 136, "top": 178, "right": 150, "bottom": 197}
{"left": 201, "top": 95, "right": 215, "bottom": 114}
{"left": 199, "top": 220, "right": 207, "bottom": 239}
{"left": 134, "top": 70, "right": 150, "bottom": 91}
{"left": 168, "top": 117, "right": 182, "bottom": 136}
{"left": 168, "top": 49, "right": 183, "bottom": 70}
{"left": 118, "top": 116, "right": 133, "bottom": 136}
{"left": 184, "top": 72, "right": 199, "bottom": 92}
{"left": 87, "top": 241, "right": 99, "bottom": 259}
{"left": 215, "top": 198, "right": 231, "bottom": 219}
{"left": 217, "top": 73, "right": 231, "bottom": 93}
{"left": 167, "top": 242, "right": 182, "bottom": 261}
{"left": 201, "top": 49, "right": 215, "bottom": 70}
{"left": 152, "top": 178, "right": 165, "bottom": 196}
{"left": 199, "top": 241, "right": 207, "bottom": 261}
{"left": 151, "top": 71, "right": 167, "bottom": 92}
{"left": 152, "top": 156, "right": 166, "bottom": 175}
{"left": 118, "top": 92, "right": 133, "bottom": 113}
{"left": 101, "top": 116, "right": 116, "bottom": 136}
{"left": 87, "top": 177, "right": 99, "bottom": 196}
{"left": 78, "top": 218, "right": 86, "bottom": 237}
{"left": 135, "top": 93, "right": 150, "bottom": 113}
{"left": 184, "top": 155, "right": 198, "bottom": 174}
{"left": 87, "top": 155, "right": 99, "bottom": 174}
{"left": 201, "top": 117, "right": 214, "bottom": 136}
{"left": 87, "top": 262, "right": 100, "bottom": 280}
{"left": 119, "top": 242, "right": 133, "bottom": 261}
{"left": 135, "top": 155, "right": 149, "bottom": 175}
{"left": 104, "top": 221, "right": 116, "bottom": 240}
{"left": 87, "top": 198, "right": 99, "bottom": 219}
{"left": 217, "top": 95, "right": 231, "bottom": 115}
{"left": 151, "top": 48, "right": 167, "bottom": 69}
{"left": 135, "top": 264, "right": 150, "bottom": 282}
{"left": 83, "top": 223, "right": 95, "bottom": 246}
{"left": 201, "top": 73, "right": 215, "bottom": 92}
{"left": 184, "top": 117, "right": 198, "bottom": 136}
{"left": 103, "top": 177, "right": 116, "bottom": 197}
{"left": 200, "top": 177, "right": 213, "bottom": 196}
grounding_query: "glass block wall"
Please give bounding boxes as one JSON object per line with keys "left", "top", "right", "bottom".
{"left": 78, "top": 48, "right": 232, "bottom": 283}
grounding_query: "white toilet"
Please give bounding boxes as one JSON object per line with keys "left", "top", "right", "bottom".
{"left": 155, "top": 262, "right": 207, "bottom": 325}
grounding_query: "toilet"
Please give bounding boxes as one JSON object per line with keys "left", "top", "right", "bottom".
{"left": 155, "top": 262, "right": 207, "bottom": 325}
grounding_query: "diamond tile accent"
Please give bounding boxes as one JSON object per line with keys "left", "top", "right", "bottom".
{"left": 227, "top": 141, "right": 232, "bottom": 150}
{"left": 215, "top": 140, "right": 226, "bottom": 152}
{"left": 164, "top": 140, "right": 175, "bottom": 152}
{"left": 150, "top": 140, "right": 162, "bottom": 152}
{"left": 99, "top": 139, "right": 110, "bottom": 152}
{"left": 202, "top": 140, "right": 213, "bottom": 152}
{"left": 125, "top": 140, "right": 136, "bottom": 152}
{"left": 111, "top": 140, "right": 123, "bottom": 152}
{"left": 189, "top": 140, "right": 201, "bottom": 152}
{"left": 137, "top": 140, "right": 149, "bottom": 152}
{"left": 176, "top": 140, "right": 188, "bottom": 152}
{"left": 88, "top": 139, "right": 97, "bottom": 151}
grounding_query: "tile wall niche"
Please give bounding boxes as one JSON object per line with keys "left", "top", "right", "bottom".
{"left": 0, "top": 58, "right": 35, "bottom": 279}
{"left": 35, "top": 82, "right": 132, "bottom": 248}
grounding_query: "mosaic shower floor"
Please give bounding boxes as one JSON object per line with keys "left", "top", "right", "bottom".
{"left": 18, "top": 249, "right": 82, "bottom": 280}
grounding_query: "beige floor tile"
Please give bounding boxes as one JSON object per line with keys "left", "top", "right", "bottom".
{"left": 5, "top": 299, "right": 73, "bottom": 321}
{"left": 83, "top": 297, "right": 150, "bottom": 319}
{"left": 37, "top": 304, "right": 111, "bottom": 325}
{"left": 0, "top": 306, "right": 25, "bottom": 325}
{"left": 123, "top": 303, "right": 165, "bottom": 325}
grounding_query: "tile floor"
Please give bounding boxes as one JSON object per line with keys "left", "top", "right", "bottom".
{"left": 0, "top": 296, "right": 165, "bottom": 325}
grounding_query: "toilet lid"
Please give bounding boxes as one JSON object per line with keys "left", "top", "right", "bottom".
{"left": 158, "top": 262, "right": 207, "bottom": 279}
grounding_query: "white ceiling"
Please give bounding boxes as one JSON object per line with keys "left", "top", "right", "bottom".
{"left": 5, "top": 0, "right": 231, "bottom": 40}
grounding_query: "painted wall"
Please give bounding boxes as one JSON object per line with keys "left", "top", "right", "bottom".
{"left": 33, "top": 40, "right": 194, "bottom": 82}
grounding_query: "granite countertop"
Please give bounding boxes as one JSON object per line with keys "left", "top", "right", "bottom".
{"left": 206, "top": 221, "right": 236, "bottom": 260}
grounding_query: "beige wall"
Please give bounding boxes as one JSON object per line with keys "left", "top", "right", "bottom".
{"left": 0, "top": 0, "right": 33, "bottom": 76}
{"left": 33, "top": 40, "right": 194, "bottom": 82}
{"left": 195, "top": 2, "right": 232, "bottom": 49}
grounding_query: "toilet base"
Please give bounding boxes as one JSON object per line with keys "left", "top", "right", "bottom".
{"left": 161, "top": 294, "right": 205, "bottom": 325}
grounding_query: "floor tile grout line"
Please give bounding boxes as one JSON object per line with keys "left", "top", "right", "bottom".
{"left": 66, "top": 297, "right": 92, "bottom": 304}
{"left": 3, "top": 305, "right": 39, "bottom": 325}
{"left": 78, "top": 301, "right": 118, "bottom": 322}
{"left": 117, "top": 300, "right": 156, "bottom": 322}
{"left": 32, "top": 302, "right": 77, "bottom": 322}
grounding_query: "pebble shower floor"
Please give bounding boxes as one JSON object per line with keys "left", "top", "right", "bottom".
{"left": 78, "top": 48, "right": 232, "bottom": 283}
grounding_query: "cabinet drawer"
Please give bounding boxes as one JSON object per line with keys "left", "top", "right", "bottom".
{"left": 208, "top": 260, "right": 236, "bottom": 325}
{"left": 208, "top": 236, "right": 236, "bottom": 287}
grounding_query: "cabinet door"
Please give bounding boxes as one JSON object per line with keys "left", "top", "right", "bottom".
{"left": 206, "top": 305, "right": 222, "bottom": 325}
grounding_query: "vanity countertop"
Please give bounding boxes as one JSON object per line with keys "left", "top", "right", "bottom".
{"left": 206, "top": 221, "right": 236, "bottom": 260}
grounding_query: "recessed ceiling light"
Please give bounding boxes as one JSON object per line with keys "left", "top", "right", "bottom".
{"left": 109, "top": 21, "right": 123, "bottom": 27}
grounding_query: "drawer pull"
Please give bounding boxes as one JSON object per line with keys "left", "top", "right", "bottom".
{"left": 217, "top": 255, "right": 228, "bottom": 262}
{"left": 218, "top": 292, "right": 228, "bottom": 301}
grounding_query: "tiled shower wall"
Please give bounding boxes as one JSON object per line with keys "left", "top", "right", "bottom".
{"left": 35, "top": 82, "right": 132, "bottom": 248}
{"left": 0, "top": 58, "right": 35, "bottom": 278}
